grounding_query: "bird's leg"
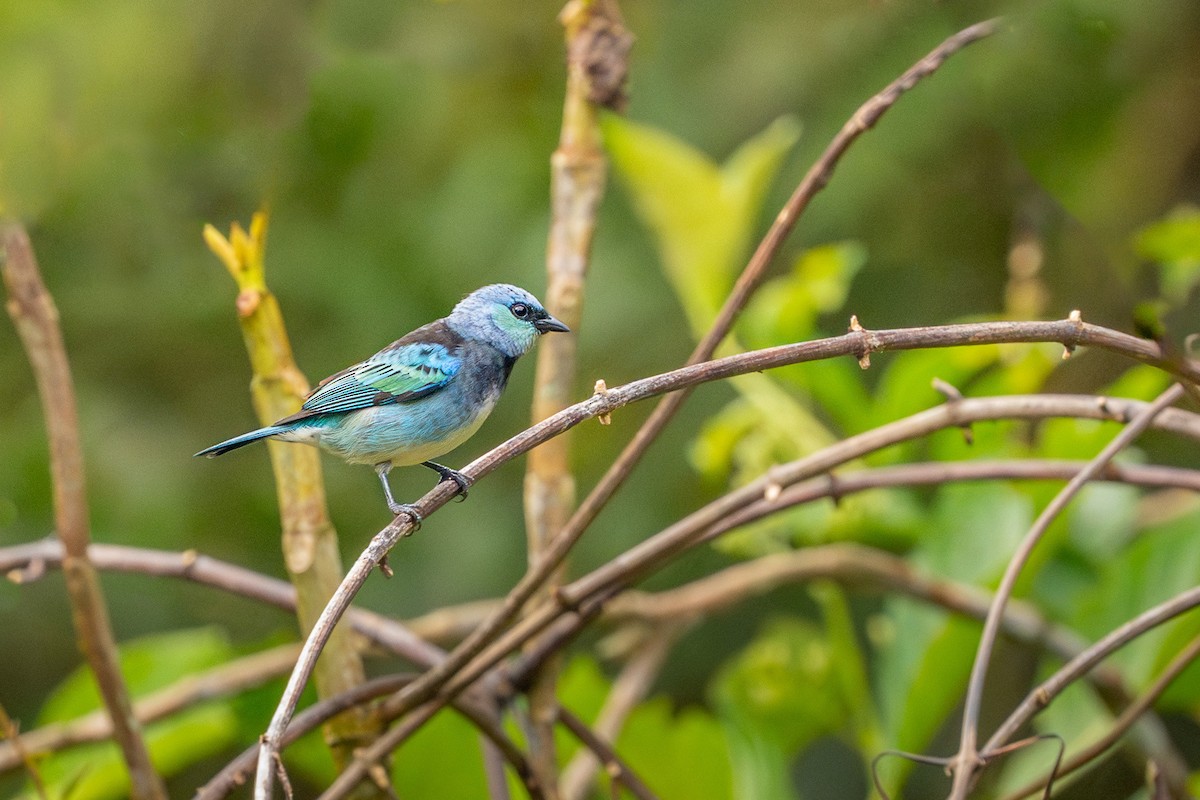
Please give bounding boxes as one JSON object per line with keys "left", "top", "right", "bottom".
{"left": 375, "top": 462, "right": 422, "bottom": 532}
{"left": 420, "top": 460, "right": 473, "bottom": 502}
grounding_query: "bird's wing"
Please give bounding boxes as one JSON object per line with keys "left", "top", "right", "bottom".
{"left": 283, "top": 324, "right": 464, "bottom": 421}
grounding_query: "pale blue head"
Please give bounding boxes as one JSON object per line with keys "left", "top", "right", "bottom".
{"left": 446, "top": 284, "right": 569, "bottom": 357}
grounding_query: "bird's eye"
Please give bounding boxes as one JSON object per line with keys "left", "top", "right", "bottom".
{"left": 510, "top": 303, "right": 530, "bottom": 319}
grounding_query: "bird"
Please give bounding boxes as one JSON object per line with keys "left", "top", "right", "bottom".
{"left": 196, "top": 283, "right": 569, "bottom": 524}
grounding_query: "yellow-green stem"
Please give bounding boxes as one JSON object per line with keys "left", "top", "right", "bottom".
{"left": 204, "top": 214, "right": 384, "bottom": 795}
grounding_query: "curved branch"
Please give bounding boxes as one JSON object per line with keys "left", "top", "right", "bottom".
{"left": 325, "top": 459, "right": 1200, "bottom": 795}
{"left": 999, "top": 634, "right": 1200, "bottom": 800}
{"left": 948, "top": 384, "right": 1184, "bottom": 799}
{"left": 985, "top": 586, "right": 1200, "bottom": 757}
{"left": 268, "top": 319, "right": 1200, "bottom": 775}
{"left": 2, "top": 224, "right": 166, "bottom": 799}
{"left": 0, "top": 644, "right": 299, "bottom": 773}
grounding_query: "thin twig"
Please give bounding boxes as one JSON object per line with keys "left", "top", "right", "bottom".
{"left": 557, "top": 708, "right": 659, "bottom": 800}
{"left": 0, "top": 702, "right": 48, "bottom": 799}
{"left": 999, "top": 634, "right": 1200, "bottom": 800}
{"left": 360, "top": 458, "right": 1200, "bottom": 779}
{"left": 605, "top": 543, "right": 1187, "bottom": 782}
{"left": 0, "top": 539, "right": 448, "bottom": 668}
{"left": 2, "top": 223, "right": 167, "bottom": 800}
{"left": 198, "top": 675, "right": 536, "bottom": 800}
{"left": 985, "top": 584, "right": 1200, "bottom": 757}
{"left": 560, "top": 624, "right": 682, "bottom": 800}
{"left": 947, "top": 384, "right": 1185, "bottom": 799}
{"left": 479, "top": 459, "right": 1200, "bottom": 698}
{"left": 543, "top": 15, "right": 1004, "bottom": 604}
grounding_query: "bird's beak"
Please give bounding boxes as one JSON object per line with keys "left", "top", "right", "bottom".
{"left": 534, "top": 315, "right": 570, "bottom": 334}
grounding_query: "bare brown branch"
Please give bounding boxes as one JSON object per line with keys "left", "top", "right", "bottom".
{"left": 2, "top": 223, "right": 166, "bottom": 800}
{"left": 999, "top": 635, "right": 1200, "bottom": 800}
{"left": 249, "top": 314, "right": 1200, "bottom": 798}
{"left": 557, "top": 708, "right": 658, "bottom": 800}
{"left": 948, "top": 384, "right": 1185, "bottom": 799}
{"left": 0, "top": 644, "right": 298, "bottom": 773}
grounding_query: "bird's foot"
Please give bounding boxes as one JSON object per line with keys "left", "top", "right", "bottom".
{"left": 421, "top": 461, "right": 474, "bottom": 502}
{"left": 388, "top": 502, "right": 423, "bottom": 534}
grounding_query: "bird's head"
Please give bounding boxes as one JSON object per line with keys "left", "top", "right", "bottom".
{"left": 447, "top": 284, "right": 569, "bottom": 357}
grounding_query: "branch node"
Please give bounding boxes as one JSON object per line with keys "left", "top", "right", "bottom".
{"left": 180, "top": 548, "right": 199, "bottom": 573}
{"left": 366, "top": 757, "right": 392, "bottom": 791}
{"left": 593, "top": 378, "right": 614, "bottom": 425}
{"left": 764, "top": 465, "right": 785, "bottom": 502}
{"left": 826, "top": 473, "right": 844, "bottom": 507}
{"left": 849, "top": 315, "right": 872, "bottom": 369}
{"left": 6, "top": 558, "right": 46, "bottom": 584}
{"left": 554, "top": 585, "right": 582, "bottom": 611}
{"left": 1063, "top": 309, "right": 1084, "bottom": 360}
{"left": 377, "top": 554, "right": 394, "bottom": 579}
{"left": 932, "top": 377, "right": 962, "bottom": 401}
{"left": 932, "top": 378, "right": 974, "bottom": 445}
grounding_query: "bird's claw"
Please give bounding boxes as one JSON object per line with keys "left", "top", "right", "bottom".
{"left": 422, "top": 461, "right": 473, "bottom": 501}
{"left": 388, "top": 502, "right": 423, "bottom": 533}
{"left": 444, "top": 470, "right": 472, "bottom": 502}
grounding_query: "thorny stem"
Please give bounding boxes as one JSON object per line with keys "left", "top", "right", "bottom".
{"left": 946, "top": 383, "right": 1186, "bottom": 800}
{"left": 325, "top": 458, "right": 1200, "bottom": 799}
{"left": 250, "top": 317, "right": 1200, "bottom": 798}
{"left": 2, "top": 224, "right": 167, "bottom": 800}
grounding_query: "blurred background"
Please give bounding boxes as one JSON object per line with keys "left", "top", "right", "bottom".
{"left": 2, "top": 0, "right": 1200, "bottom": 797}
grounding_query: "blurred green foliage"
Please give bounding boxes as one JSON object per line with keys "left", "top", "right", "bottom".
{"left": 4, "top": 0, "right": 1200, "bottom": 797}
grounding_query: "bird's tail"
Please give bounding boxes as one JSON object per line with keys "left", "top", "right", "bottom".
{"left": 194, "top": 425, "right": 292, "bottom": 458}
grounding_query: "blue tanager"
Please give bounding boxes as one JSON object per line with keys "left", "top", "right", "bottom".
{"left": 196, "top": 283, "right": 569, "bottom": 522}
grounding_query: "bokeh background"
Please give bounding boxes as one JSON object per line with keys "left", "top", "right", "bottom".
{"left": 2, "top": 0, "right": 1200, "bottom": 797}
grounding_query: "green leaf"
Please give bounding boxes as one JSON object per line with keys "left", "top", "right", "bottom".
{"left": 740, "top": 241, "right": 869, "bottom": 349}
{"left": 810, "top": 582, "right": 883, "bottom": 754}
{"left": 604, "top": 114, "right": 801, "bottom": 334}
{"left": 391, "top": 706, "right": 490, "bottom": 798}
{"left": 20, "top": 705, "right": 237, "bottom": 800}
{"left": 1135, "top": 205, "right": 1200, "bottom": 299}
{"left": 556, "top": 656, "right": 734, "bottom": 800}
{"left": 871, "top": 605, "right": 980, "bottom": 792}
{"left": 38, "top": 627, "right": 233, "bottom": 724}
{"left": 711, "top": 617, "right": 849, "bottom": 799}
{"left": 27, "top": 628, "right": 263, "bottom": 800}
{"left": 1073, "top": 506, "right": 1200, "bottom": 699}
